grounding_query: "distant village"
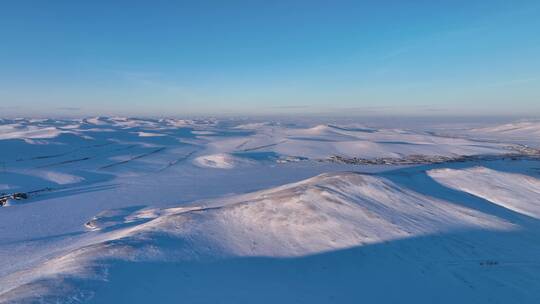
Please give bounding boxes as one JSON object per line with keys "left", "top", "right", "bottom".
{"left": 326, "top": 145, "right": 540, "bottom": 166}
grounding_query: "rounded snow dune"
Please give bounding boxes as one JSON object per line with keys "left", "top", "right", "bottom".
{"left": 193, "top": 153, "right": 252, "bottom": 169}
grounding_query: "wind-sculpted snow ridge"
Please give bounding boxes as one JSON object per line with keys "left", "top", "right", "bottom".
{"left": 429, "top": 167, "right": 540, "bottom": 219}
{"left": 0, "top": 172, "right": 517, "bottom": 303}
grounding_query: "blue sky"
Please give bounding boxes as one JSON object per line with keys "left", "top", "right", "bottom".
{"left": 1, "top": 0, "right": 539, "bottom": 117}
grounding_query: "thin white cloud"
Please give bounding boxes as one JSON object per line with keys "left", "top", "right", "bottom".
{"left": 485, "top": 77, "right": 539, "bottom": 88}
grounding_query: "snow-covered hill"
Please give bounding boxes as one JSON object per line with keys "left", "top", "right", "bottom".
{"left": 3, "top": 170, "right": 540, "bottom": 303}
{"left": 2, "top": 117, "right": 540, "bottom": 303}
{"left": 210, "top": 122, "right": 512, "bottom": 160}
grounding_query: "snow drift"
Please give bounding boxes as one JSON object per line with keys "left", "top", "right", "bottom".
{"left": 193, "top": 153, "right": 253, "bottom": 169}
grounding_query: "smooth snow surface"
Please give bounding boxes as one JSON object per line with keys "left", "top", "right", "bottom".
{"left": 429, "top": 167, "right": 540, "bottom": 219}
{"left": 1, "top": 117, "right": 540, "bottom": 303}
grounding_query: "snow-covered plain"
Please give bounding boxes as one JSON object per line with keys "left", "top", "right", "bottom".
{"left": 1, "top": 117, "right": 540, "bottom": 303}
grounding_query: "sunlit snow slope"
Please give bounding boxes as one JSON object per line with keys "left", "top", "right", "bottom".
{"left": 429, "top": 167, "right": 540, "bottom": 219}
{"left": 3, "top": 171, "right": 539, "bottom": 303}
